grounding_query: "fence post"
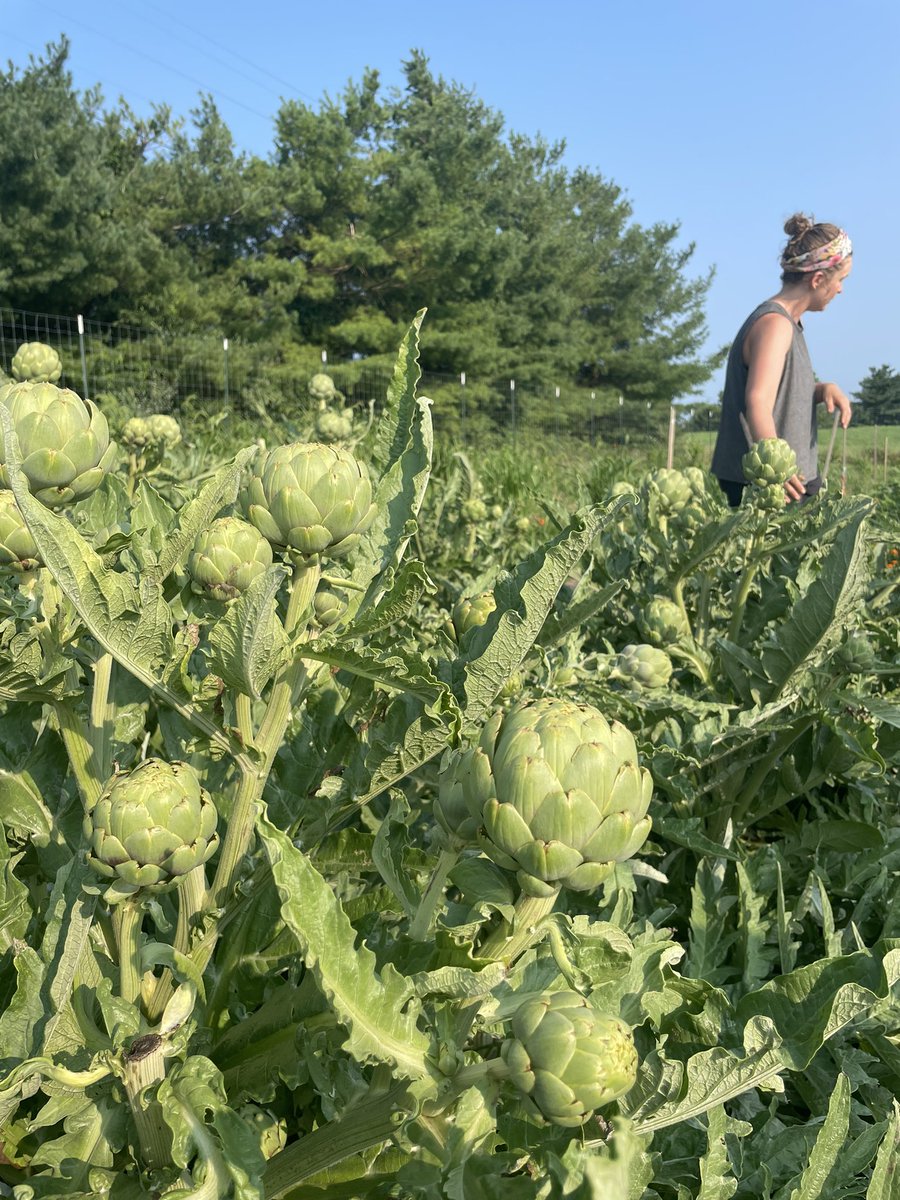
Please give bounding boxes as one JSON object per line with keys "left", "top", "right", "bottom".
{"left": 618, "top": 394, "right": 624, "bottom": 445}
{"left": 510, "top": 379, "right": 516, "bottom": 443}
{"left": 223, "top": 338, "right": 230, "bottom": 408}
{"left": 77, "top": 314, "right": 89, "bottom": 399}
{"left": 554, "top": 386, "right": 561, "bottom": 438}
{"left": 460, "top": 371, "right": 466, "bottom": 444}
{"left": 667, "top": 404, "right": 677, "bottom": 469}
{"left": 590, "top": 391, "right": 596, "bottom": 444}
{"left": 321, "top": 350, "right": 327, "bottom": 366}
{"left": 884, "top": 435, "right": 889, "bottom": 484}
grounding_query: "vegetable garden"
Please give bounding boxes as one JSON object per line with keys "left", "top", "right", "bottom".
{"left": 2, "top": 314, "right": 900, "bottom": 1198}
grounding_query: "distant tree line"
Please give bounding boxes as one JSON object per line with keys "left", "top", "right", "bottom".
{"left": 1, "top": 40, "right": 727, "bottom": 407}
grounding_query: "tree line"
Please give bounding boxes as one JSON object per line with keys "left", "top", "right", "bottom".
{"left": 0, "top": 39, "right": 732, "bottom": 408}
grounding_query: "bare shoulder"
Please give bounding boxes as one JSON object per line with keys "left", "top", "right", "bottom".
{"left": 743, "top": 310, "right": 793, "bottom": 362}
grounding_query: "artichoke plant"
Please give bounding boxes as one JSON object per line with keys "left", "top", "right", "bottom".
{"left": 308, "top": 373, "right": 338, "bottom": 405}
{"left": 121, "top": 417, "right": 154, "bottom": 451}
{"left": 460, "top": 497, "right": 488, "bottom": 523}
{"left": 440, "top": 697, "right": 652, "bottom": 897}
{"left": 0, "top": 492, "right": 41, "bottom": 571}
{"left": 452, "top": 592, "right": 496, "bottom": 639}
{"left": 612, "top": 643, "right": 673, "bottom": 690}
{"left": 501, "top": 992, "right": 638, "bottom": 1127}
{"left": 242, "top": 442, "right": 376, "bottom": 561}
{"left": 742, "top": 437, "right": 798, "bottom": 486}
{"left": 641, "top": 468, "right": 693, "bottom": 517}
{"left": 0, "top": 381, "right": 116, "bottom": 507}
{"left": 85, "top": 759, "right": 219, "bottom": 901}
{"left": 313, "top": 587, "right": 346, "bottom": 627}
{"left": 643, "top": 597, "right": 690, "bottom": 647}
{"left": 188, "top": 516, "right": 274, "bottom": 602}
{"left": 315, "top": 408, "right": 354, "bottom": 443}
{"left": 11, "top": 341, "right": 62, "bottom": 384}
{"left": 147, "top": 413, "right": 182, "bottom": 448}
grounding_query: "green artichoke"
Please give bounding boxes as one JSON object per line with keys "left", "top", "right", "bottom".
{"left": 834, "top": 631, "right": 876, "bottom": 674}
{"left": 314, "top": 587, "right": 346, "bottom": 627}
{"left": 440, "top": 697, "right": 653, "bottom": 897}
{"left": 489, "top": 504, "right": 504, "bottom": 520}
{"left": 747, "top": 482, "right": 787, "bottom": 512}
{"left": 147, "top": 413, "right": 181, "bottom": 448}
{"left": 242, "top": 442, "right": 376, "bottom": 561}
{"left": 514, "top": 516, "right": 532, "bottom": 536}
{"left": 11, "top": 342, "right": 62, "bottom": 384}
{"left": 121, "top": 417, "right": 154, "bottom": 450}
{"left": 461, "top": 497, "right": 488, "bottom": 524}
{"left": 613, "top": 643, "right": 673, "bottom": 690}
{"left": 85, "top": 759, "right": 219, "bottom": 901}
{"left": 315, "top": 408, "right": 354, "bottom": 443}
{"left": 452, "top": 591, "right": 497, "bottom": 639}
{"left": 0, "top": 492, "right": 41, "bottom": 571}
{"left": 742, "top": 437, "right": 798, "bottom": 486}
{"left": 641, "top": 468, "right": 693, "bottom": 517}
{"left": 187, "top": 516, "right": 274, "bottom": 602}
{"left": 308, "top": 373, "right": 337, "bottom": 404}
{"left": 501, "top": 992, "right": 638, "bottom": 1127}
{"left": 643, "top": 597, "right": 690, "bottom": 647}
{"left": 0, "top": 381, "right": 116, "bottom": 507}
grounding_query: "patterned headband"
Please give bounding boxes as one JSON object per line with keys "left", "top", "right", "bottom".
{"left": 781, "top": 229, "right": 852, "bottom": 273}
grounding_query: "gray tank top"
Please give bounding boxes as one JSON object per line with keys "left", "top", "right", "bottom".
{"left": 711, "top": 301, "right": 818, "bottom": 483}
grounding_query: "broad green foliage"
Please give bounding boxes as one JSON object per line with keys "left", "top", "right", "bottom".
{"left": 1, "top": 315, "right": 900, "bottom": 1198}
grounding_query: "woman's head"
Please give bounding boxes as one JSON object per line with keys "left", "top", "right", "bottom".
{"left": 780, "top": 213, "right": 852, "bottom": 283}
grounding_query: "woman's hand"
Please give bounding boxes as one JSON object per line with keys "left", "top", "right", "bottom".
{"left": 816, "top": 382, "right": 852, "bottom": 428}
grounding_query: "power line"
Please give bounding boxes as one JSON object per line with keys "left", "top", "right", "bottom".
{"left": 36, "top": 2, "right": 275, "bottom": 123}
{"left": 130, "top": 0, "right": 320, "bottom": 106}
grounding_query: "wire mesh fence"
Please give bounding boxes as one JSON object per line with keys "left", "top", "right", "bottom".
{"left": 0, "top": 306, "right": 672, "bottom": 451}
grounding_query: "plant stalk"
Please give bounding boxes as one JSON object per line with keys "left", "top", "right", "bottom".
{"left": 114, "top": 897, "right": 145, "bottom": 1008}
{"left": 122, "top": 1034, "right": 170, "bottom": 1169}
{"left": 728, "top": 531, "right": 763, "bottom": 642}
{"left": 263, "top": 1080, "right": 416, "bottom": 1198}
{"left": 477, "top": 890, "right": 560, "bottom": 963}
{"left": 145, "top": 864, "right": 208, "bottom": 1024}
{"left": 408, "top": 848, "right": 459, "bottom": 942}
{"left": 89, "top": 651, "right": 115, "bottom": 785}
{"left": 54, "top": 695, "right": 103, "bottom": 812}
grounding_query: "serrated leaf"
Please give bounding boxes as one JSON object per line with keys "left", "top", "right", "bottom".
{"left": 258, "top": 812, "right": 432, "bottom": 1082}
{"left": 866, "top": 1103, "right": 900, "bottom": 1199}
{"left": 788, "top": 1071, "right": 850, "bottom": 1200}
{"left": 206, "top": 565, "right": 291, "bottom": 698}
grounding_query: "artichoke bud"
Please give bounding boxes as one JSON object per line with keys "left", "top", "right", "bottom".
{"left": 85, "top": 759, "right": 219, "bottom": 902}
{"left": 241, "top": 441, "right": 376, "bottom": 562}
{"left": 742, "top": 437, "right": 798, "bottom": 487}
{"left": 460, "top": 497, "right": 488, "bottom": 524}
{"left": 188, "top": 516, "right": 274, "bottom": 602}
{"left": 440, "top": 698, "right": 652, "bottom": 897}
{"left": 11, "top": 342, "right": 63, "bottom": 384}
{"left": 641, "top": 468, "right": 693, "bottom": 517}
{"left": 239, "top": 1106, "right": 288, "bottom": 1160}
{"left": 121, "top": 417, "right": 154, "bottom": 450}
{"left": 613, "top": 644, "right": 673, "bottom": 690}
{"left": 747, "top": 483, "right": 786, "bottom": 513}
{"left": 0, "top": 381, "right": 116, "bottom": 508}
{"left": 514, "top": 516, "right": 532, "bottom": 535}
{"left": 315, "top": 408, "right": 354, "bottom": 443}
{"left": 501, "top": 992, "right": 638, "bottom": 1126}
{"left": 313, "top": 587, "right": 346, "bottom": 627}
{"left": 308, "top": 373, "right": 337, "bottom": 405}
{"left": 0, "top": 492, "right": 41, "bottom": 571}
{"left": 643, "top": 597, "right": 690, "bottom": 647}
{"left": 147, "top": 413, "right": 182, "bottom": 448}
{"left": 452, "top": 592, "right": 496, "bottom": 639}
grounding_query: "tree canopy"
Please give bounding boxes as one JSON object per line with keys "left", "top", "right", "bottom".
{"left": 0, "top": 41, "right": 723, "bottom": 403}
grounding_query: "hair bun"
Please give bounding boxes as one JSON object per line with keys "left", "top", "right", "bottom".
{"left": 784, "top": 213, "right": 814, "bottom": 239}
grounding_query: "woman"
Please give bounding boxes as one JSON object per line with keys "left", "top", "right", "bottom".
{"left": 711, "top": 214, "right": 853, "bottom": 506}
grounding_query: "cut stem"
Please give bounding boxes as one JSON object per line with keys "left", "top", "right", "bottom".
{"left": 123, "top": 1034, "right": 169, "bottom": 1169}
{"left": 114, "top": 897, "right": 144, "bottom": 1009}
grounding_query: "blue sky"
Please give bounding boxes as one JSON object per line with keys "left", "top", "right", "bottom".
{"left": 4, "top": 0, "right": 898, "bottom": 408}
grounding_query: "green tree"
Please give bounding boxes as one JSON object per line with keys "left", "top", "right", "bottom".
{"left": 851, "top": 364, "right": 900, "bottom": 425}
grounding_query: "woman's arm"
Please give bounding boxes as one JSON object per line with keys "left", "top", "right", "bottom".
{"left": 742, "top": 313, "right": 806, "bottom": 501}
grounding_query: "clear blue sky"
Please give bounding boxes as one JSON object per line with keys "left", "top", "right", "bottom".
{"left": 4, "top": 0, "right": 898, "bottom": 408}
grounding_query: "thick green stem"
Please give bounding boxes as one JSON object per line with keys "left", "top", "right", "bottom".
{"left": 114, "top": 898, "right": 144, "bottom": 1008}
{"left": 408, "top": 848, "right": 459, "bottom": 942}
{"left": 728, "top": 532, "right": 763, "bottom": 642}
{"left": 122, "top": 1034, "right": 169, "bottom": 1169}
{"left": 89, "top": 652, "right": 115, "bottom": 785}
{"left": 145, "top": 864, "right": 208, "bottom": 1024}
{"left": 477, "top": 891, "right": 560, "bottom": 964}
{"left": 54, "top": 696, "right": 103, "bottom": 812}
{"left": 263, "top": 1080, "right": 416, "bottom": 1198}
{"left": 234, "top": 692, "right": 254, "bottom": 748}
{"left": 207, "top": 558, "right": 320, "bottom": 915}
{"left": 671, "top": 578, "right": 692, "bottom": 635}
